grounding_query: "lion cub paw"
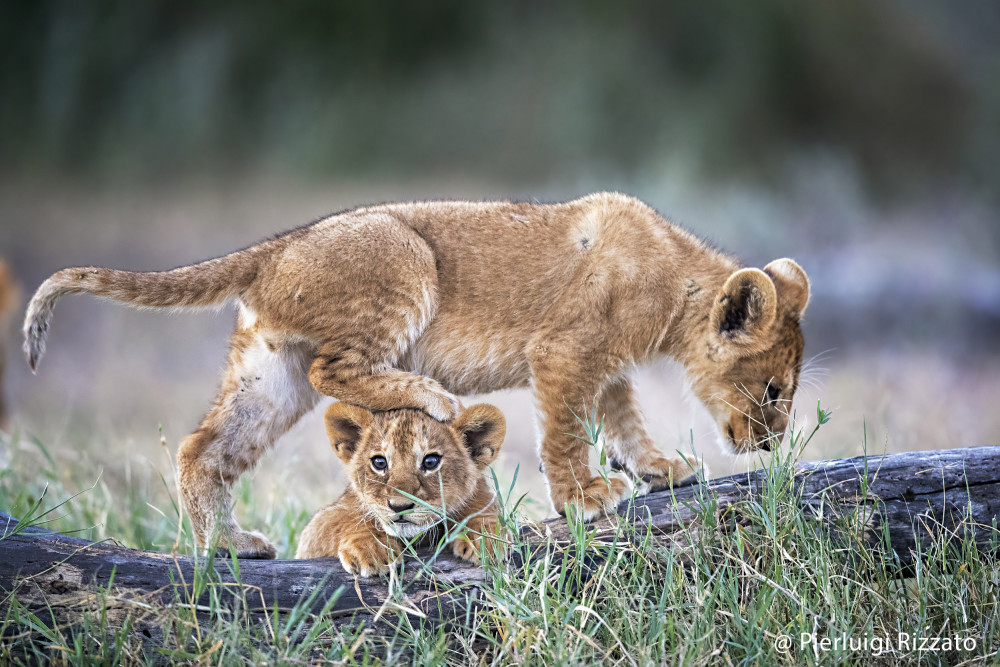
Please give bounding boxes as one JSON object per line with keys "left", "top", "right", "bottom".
{"left": 554, "top": 475, "right": 632, "bottom": 522}
{"left": 337, "top": 534, "right": 398, "bottom": 578}
{"left": 450, "top": 525, "right": 506, "bottom": 564}
{"left": 420, "top": 388, "right": 463, "bottom": 422}
{"left": 632, "top": 453, "right": 703, "bottom": 494}
{"left": 451, "top": 536, "right": 482, "bottom": 564}
{"left": 218, "top": 530, "right": 277, "bottom": 560}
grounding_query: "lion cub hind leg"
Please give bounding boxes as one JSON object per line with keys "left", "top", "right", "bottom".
{"left": 309, "top": 344, "right": 460, "bottom": 422}
{"left": 178, "top": 331, "right": 318, "bottom": 558}
{"left": 304, "top": 283, "right": 460, "bottom": 421}
{"left": 599, "top": 377, "right": 701, "bottom": 494}
{"left": 280, "top": 215, "right": 460, "bottom": 421}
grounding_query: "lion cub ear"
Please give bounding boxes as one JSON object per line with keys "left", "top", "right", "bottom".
{"left": 453, "top": 404, "right": 506, "bottom": 469}
{"left": 325, "top": 402, "right": 373, "bottom": 464}
{"left": 710, "top": 268, "right": 778, "bottom": 352}
{"left": 763, "top": 258, "right": 810, "bottom": 318}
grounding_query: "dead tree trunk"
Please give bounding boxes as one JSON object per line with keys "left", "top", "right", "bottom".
{"left": 2, "top": 446, "right": 999, "bottom": 635}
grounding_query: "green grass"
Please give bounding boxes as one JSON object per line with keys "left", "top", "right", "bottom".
{"left": 1, "top": 408, "right": 998, "bottom": 666}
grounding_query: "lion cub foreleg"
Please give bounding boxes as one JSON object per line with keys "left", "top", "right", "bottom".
{"left": 296, "top": 484, "right": 504, "bottom": 572}
{"left": 529, "top": 345, "right": 631, "bottom": 521}
{"left": 295, "top": 489, "right": 402, "bottom": 577}
{"left": 598, "top": 376, "right": 699, "bottom": 493}
{"left": 448, "top": 479, "right": 506, "bottom": 563}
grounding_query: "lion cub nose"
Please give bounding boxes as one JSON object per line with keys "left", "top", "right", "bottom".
{"left": 387, "top": 500, "right": 415, "bottom": 514}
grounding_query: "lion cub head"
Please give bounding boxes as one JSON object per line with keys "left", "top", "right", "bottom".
{"left": 324, "top": 402, "right": 506, "bottom": 538}
{"left": 687, "top": 258, "right": 811, "bottom": 453}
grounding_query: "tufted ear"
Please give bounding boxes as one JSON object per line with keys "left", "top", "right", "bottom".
{"left": 325, "top": 402, "right": 373, "bottom": 465}
{"left": 453, "top": 403, "right": 506, "bottom": 468}
{"left": 763, "top": 258, "right": 810, "bottom": 318}
{"left": 711, "top": 268, "right": 778, "bottom": 350}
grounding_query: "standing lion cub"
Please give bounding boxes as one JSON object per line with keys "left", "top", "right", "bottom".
{"left": 295, "top": 402, "right": 507, "bottom": 576}
{"left": 24, "top": 192, "right": 810, "bottom": 558}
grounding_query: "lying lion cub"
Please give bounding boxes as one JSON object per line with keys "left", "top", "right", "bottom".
{"left": 296, "top": 402, "right": 507, "bottom": 576}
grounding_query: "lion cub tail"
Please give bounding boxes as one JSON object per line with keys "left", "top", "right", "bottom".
{"left": 23, "top": 250, "right": 257, "bottom": 372}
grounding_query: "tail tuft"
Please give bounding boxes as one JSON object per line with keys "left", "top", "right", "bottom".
{"left": 25, "top": 318, "right": 47, "bottom": 373}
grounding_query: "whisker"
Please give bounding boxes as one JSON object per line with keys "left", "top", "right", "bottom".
{"left": 719, "top": 396, "right": 767, "bottom": 429}
{"left": 735, "top": 383, "right": 765, "bottom": 407}
{"left": 802, "top": 348, "right": 835, "bottom": 377}
{"left": 804, "top": 347, "right": 835, "bottom": 365}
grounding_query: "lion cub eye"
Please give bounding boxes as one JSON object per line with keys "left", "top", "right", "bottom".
{"left": 766, "top": 385, "right": 781, "bottom": 402}
{"left": 421, "top": 454, "right": 442, "bottom": 471}
{"left": 370, "top": 455, "right": 388, "bottom": 472}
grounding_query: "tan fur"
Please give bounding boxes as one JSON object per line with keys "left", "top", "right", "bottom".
{"left": 23, "top": 192, "right": 810, "bottom": 557}
{"left": 295, "top": 403, "right": 506, "bottom": 576}
{"left": 0, "top": 260, "right": 20, "bottom": 432}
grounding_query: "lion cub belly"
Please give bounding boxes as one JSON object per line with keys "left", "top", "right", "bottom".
{"left": 401, "top": 324, "right": 532, "bottom": 396}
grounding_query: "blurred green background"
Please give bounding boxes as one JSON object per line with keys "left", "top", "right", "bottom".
{"left": 1, "top": 1, "right": 998, "bottom": 527}
{"left": 2, "top": 1, "right": 999, "bottom": 195}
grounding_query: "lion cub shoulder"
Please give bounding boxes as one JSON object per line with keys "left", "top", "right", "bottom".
{"left": 295, "top": 402, "right": 507, "bottom": 576}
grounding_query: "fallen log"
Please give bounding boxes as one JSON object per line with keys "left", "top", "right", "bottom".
{"left": 2, "top": 446, "right": 999, "bottom": 639}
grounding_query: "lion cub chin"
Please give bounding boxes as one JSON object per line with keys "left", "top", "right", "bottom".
{"left": 295, "top": 402, "right": 507, "bottom": 577}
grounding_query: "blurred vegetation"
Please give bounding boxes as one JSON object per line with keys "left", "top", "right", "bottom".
{"left": 1, "top": 0, "right": 997, "bottom": 198}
